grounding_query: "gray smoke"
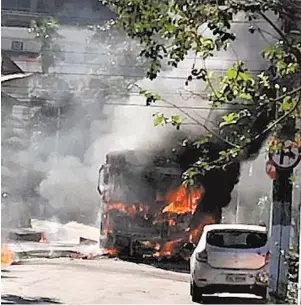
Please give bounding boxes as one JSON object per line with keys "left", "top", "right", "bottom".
{"left": 2, "top": 8, "right": 281, "bottom": 228}
{"left": 30, "top": 25, "right": 148, "bottom": 225}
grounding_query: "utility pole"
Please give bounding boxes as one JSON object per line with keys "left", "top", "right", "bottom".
{"left": 297, "top": 199, "right": 301, "bottom": 305}
{"left": 269, "top": 158, "right": 293, "bottom": 299}
{"left": 268, "top": 4, "right": 300, "bottom": 298}
{"left": 55, "top": 107, "right": 61, "bottom": 164}
{"left": 235, "top": 190, "right": 240, "bottom": 223}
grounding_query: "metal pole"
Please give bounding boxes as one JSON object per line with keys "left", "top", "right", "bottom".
{"left": 235, "top": 189, "right": 240, "bottom": 224}
{"left": 55, "top": 107, "right": 61, "bottom": 163}
{"left": 297, "top": 198, "right": 301, "bottom": 305}
{"left": 267, "top": 12, "right": 294, "bottom": 298}
{"left": 269, "top": 164, "right": 293, "bottom": 299}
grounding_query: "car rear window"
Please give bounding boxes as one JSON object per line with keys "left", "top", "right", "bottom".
{"left": 206, "top": 229, "right": 267, "bottom": 249}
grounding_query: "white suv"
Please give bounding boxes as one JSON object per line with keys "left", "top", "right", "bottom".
{"left": 190, "top": 224, "right": 269, "bottom": 303}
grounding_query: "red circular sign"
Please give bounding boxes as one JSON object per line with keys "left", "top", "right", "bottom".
{"left": 266, "top": 160, "right": 276, "bottom": 180}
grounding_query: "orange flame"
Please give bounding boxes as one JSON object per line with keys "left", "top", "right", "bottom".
{"left": 103, "top": 227, "right": 113, "bottom": 235}
{"left": 189, "top": 215, "right": 216, "bottom": 244}
{"left": 1, "top": 244, "right": 15, "bottom": 267}
{"left": 105, "top": 202, "right": 148, "bottom": 216}
{"left": 39, "top": 233, "right": 48, "bottom": 243}
{"left": 168, "top": 219, "right": 176, "bottom": 226}
{"left": 103, "top": 248, "right": 118, "bottom": 257}
{"left": 152, "top": 216, "right": 176, "bottom": 226}
{"left": 162, "top": 185, "right": 203, "bottom": 215}
{"left": 154, "top": 239, "right": 183, "bottom": 257}
{"left": 140, "top": 241, "right": 160, "bottom": 249}
{"left": 101, "top": 183, "right": 214, "bottom": 258}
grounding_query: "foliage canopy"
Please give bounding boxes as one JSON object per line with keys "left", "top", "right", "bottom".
{"left": 103, "top": 0, "right": 301, "bottom": 183}
{"left": 29, "top": 18, "right": 63, "bottom": 74}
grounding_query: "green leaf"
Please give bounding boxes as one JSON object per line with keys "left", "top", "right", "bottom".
{"left": 239, "top": 72, "right": 251, "bottom": 81}
{"left": 280, "top": 96, "right": 293, "bottom": 112}
{"left": 289, "top": 174, "right": 296, "bottom": 184}
{"left": 226, "top": 68, "right": 237, "bottom": 79}
{"left": 220, "top": 112, "right": 239, "bottom": 126}
{"left": 193, "top": 134, "right": 212, "bottom": 148}
{"left": 238, "top": 92, "right": 252, "bottom": 100}
{"left": 170, "top": 114, "right": 182, "bottom": 129}
{"left": 153, "top": 113, "right": 166, "bottom": 126}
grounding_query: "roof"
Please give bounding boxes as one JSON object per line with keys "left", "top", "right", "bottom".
{"left": 1, "top": 50, "right": 24, "bottom": 75}
{"left": 204, "top": 223, "right": 267, "bottom": 233}
{"left": 106, "top": 150, "right": 180, "bottom": 169}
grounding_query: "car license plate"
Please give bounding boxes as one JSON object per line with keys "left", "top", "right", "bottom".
{"left": 226, "top": 274, "right": 246, "bottom": 283}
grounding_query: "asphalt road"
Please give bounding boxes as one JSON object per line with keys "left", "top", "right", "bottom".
{"left": 1, "top": 258, "right": 265, "bottom": 304}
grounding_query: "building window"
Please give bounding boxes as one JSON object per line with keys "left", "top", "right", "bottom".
{"left": 37, "top": 0, "right": 55, "bottom": 13}
{"left": 11, "top": 40, "right": 24, "bottom": 51}
{"left": 2, "top": 0, "right": 30, "bottom": 11}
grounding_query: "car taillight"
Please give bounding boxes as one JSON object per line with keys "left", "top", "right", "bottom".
{"left": 196, "top": 250, "right": 208, "bottom": 262}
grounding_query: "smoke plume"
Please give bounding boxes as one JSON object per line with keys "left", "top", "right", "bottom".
{"left": 1, "top": 7, "right": 279, "bottom": 228}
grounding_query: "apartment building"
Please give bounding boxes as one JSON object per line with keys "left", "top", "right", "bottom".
{"left": 2, "top": 0, "right": 115, "bottom": 27}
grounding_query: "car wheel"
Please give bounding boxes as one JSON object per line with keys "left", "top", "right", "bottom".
{"left": 191, "top": 281, "right": 203, "bottom": 303}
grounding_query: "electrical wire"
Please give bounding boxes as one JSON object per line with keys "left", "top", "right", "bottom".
{"left": 1, "top": 96, "right": 232, "bottom": 111}
{"left": 1, "top": 11, "right": 272, "bottom": 25}
{"left": 2, "top": 84, "right": 253, "bottom": 109}
{"left": 7, "top": 49, "right": 267, "bottom": 61}
{"left": 0, "top": 67, "right": 264, "bottom": 78}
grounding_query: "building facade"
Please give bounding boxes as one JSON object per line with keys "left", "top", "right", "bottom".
{"left": 2, "top": 0, "right": 116, "bottom": 27}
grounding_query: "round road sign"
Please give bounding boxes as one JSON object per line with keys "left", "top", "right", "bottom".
{"left": 269, "top": 141, "right": 301, "bottom": 170}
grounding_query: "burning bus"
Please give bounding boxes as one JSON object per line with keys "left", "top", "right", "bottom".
{"left": 97, "top": 149, "right": 219, "bottom": 259}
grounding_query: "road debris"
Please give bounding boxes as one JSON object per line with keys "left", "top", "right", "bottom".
{"left": 3, "top": 229, "right": 44, "bottom": 242}
{"left": 79, "top": 237, "right": 98, "bottom": 246}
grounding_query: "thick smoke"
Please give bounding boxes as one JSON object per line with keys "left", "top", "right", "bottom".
{"left": 127, "top": 15, "right": 280, "bottom": 223}
{"left": 2, "top": 8, "right": 279, "bottom": 228}
{"left": 1, "top": 22, "right": 147, "bottom": 226}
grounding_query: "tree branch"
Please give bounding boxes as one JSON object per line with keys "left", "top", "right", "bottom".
{"left": 259, "top": 10, "right": 301, "bottom": 62}
{"left": 254, "top": 91, "right": 301, "bottom": 140}
{"left": 273, "top": 85, "right": 301, "bottom": 102}
{"left": 258, "top": 11, "right": 288, "bottom": 44}
{"left": 160, "top": 97, "right": 240, "bottom": 148}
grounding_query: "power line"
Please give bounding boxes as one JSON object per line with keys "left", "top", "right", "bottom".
{"left": 12, "top": 59, "right": 266, "bottom": 70}
{"left": 9, "top": 49, "right": 266, "bottom": 66}
{"left": 8, "top": 48, "right": 267, "bottom": 61}
{"left": 0, "top": 85, "right": 214, "bottom": 98}
{"left": 1, "top": 90, "right": 247, "bottom": 111}
{"left": 0, "top": 67, "right": 264, "bottom": 78}
{"left": 1, "top": 11, "right": 273, "bottom": 24}
{"left": 3, "top": 85, "right": 210, "bottom": 95}
{"left": 0, "top": 83, "right": 258, "bottom": 107}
